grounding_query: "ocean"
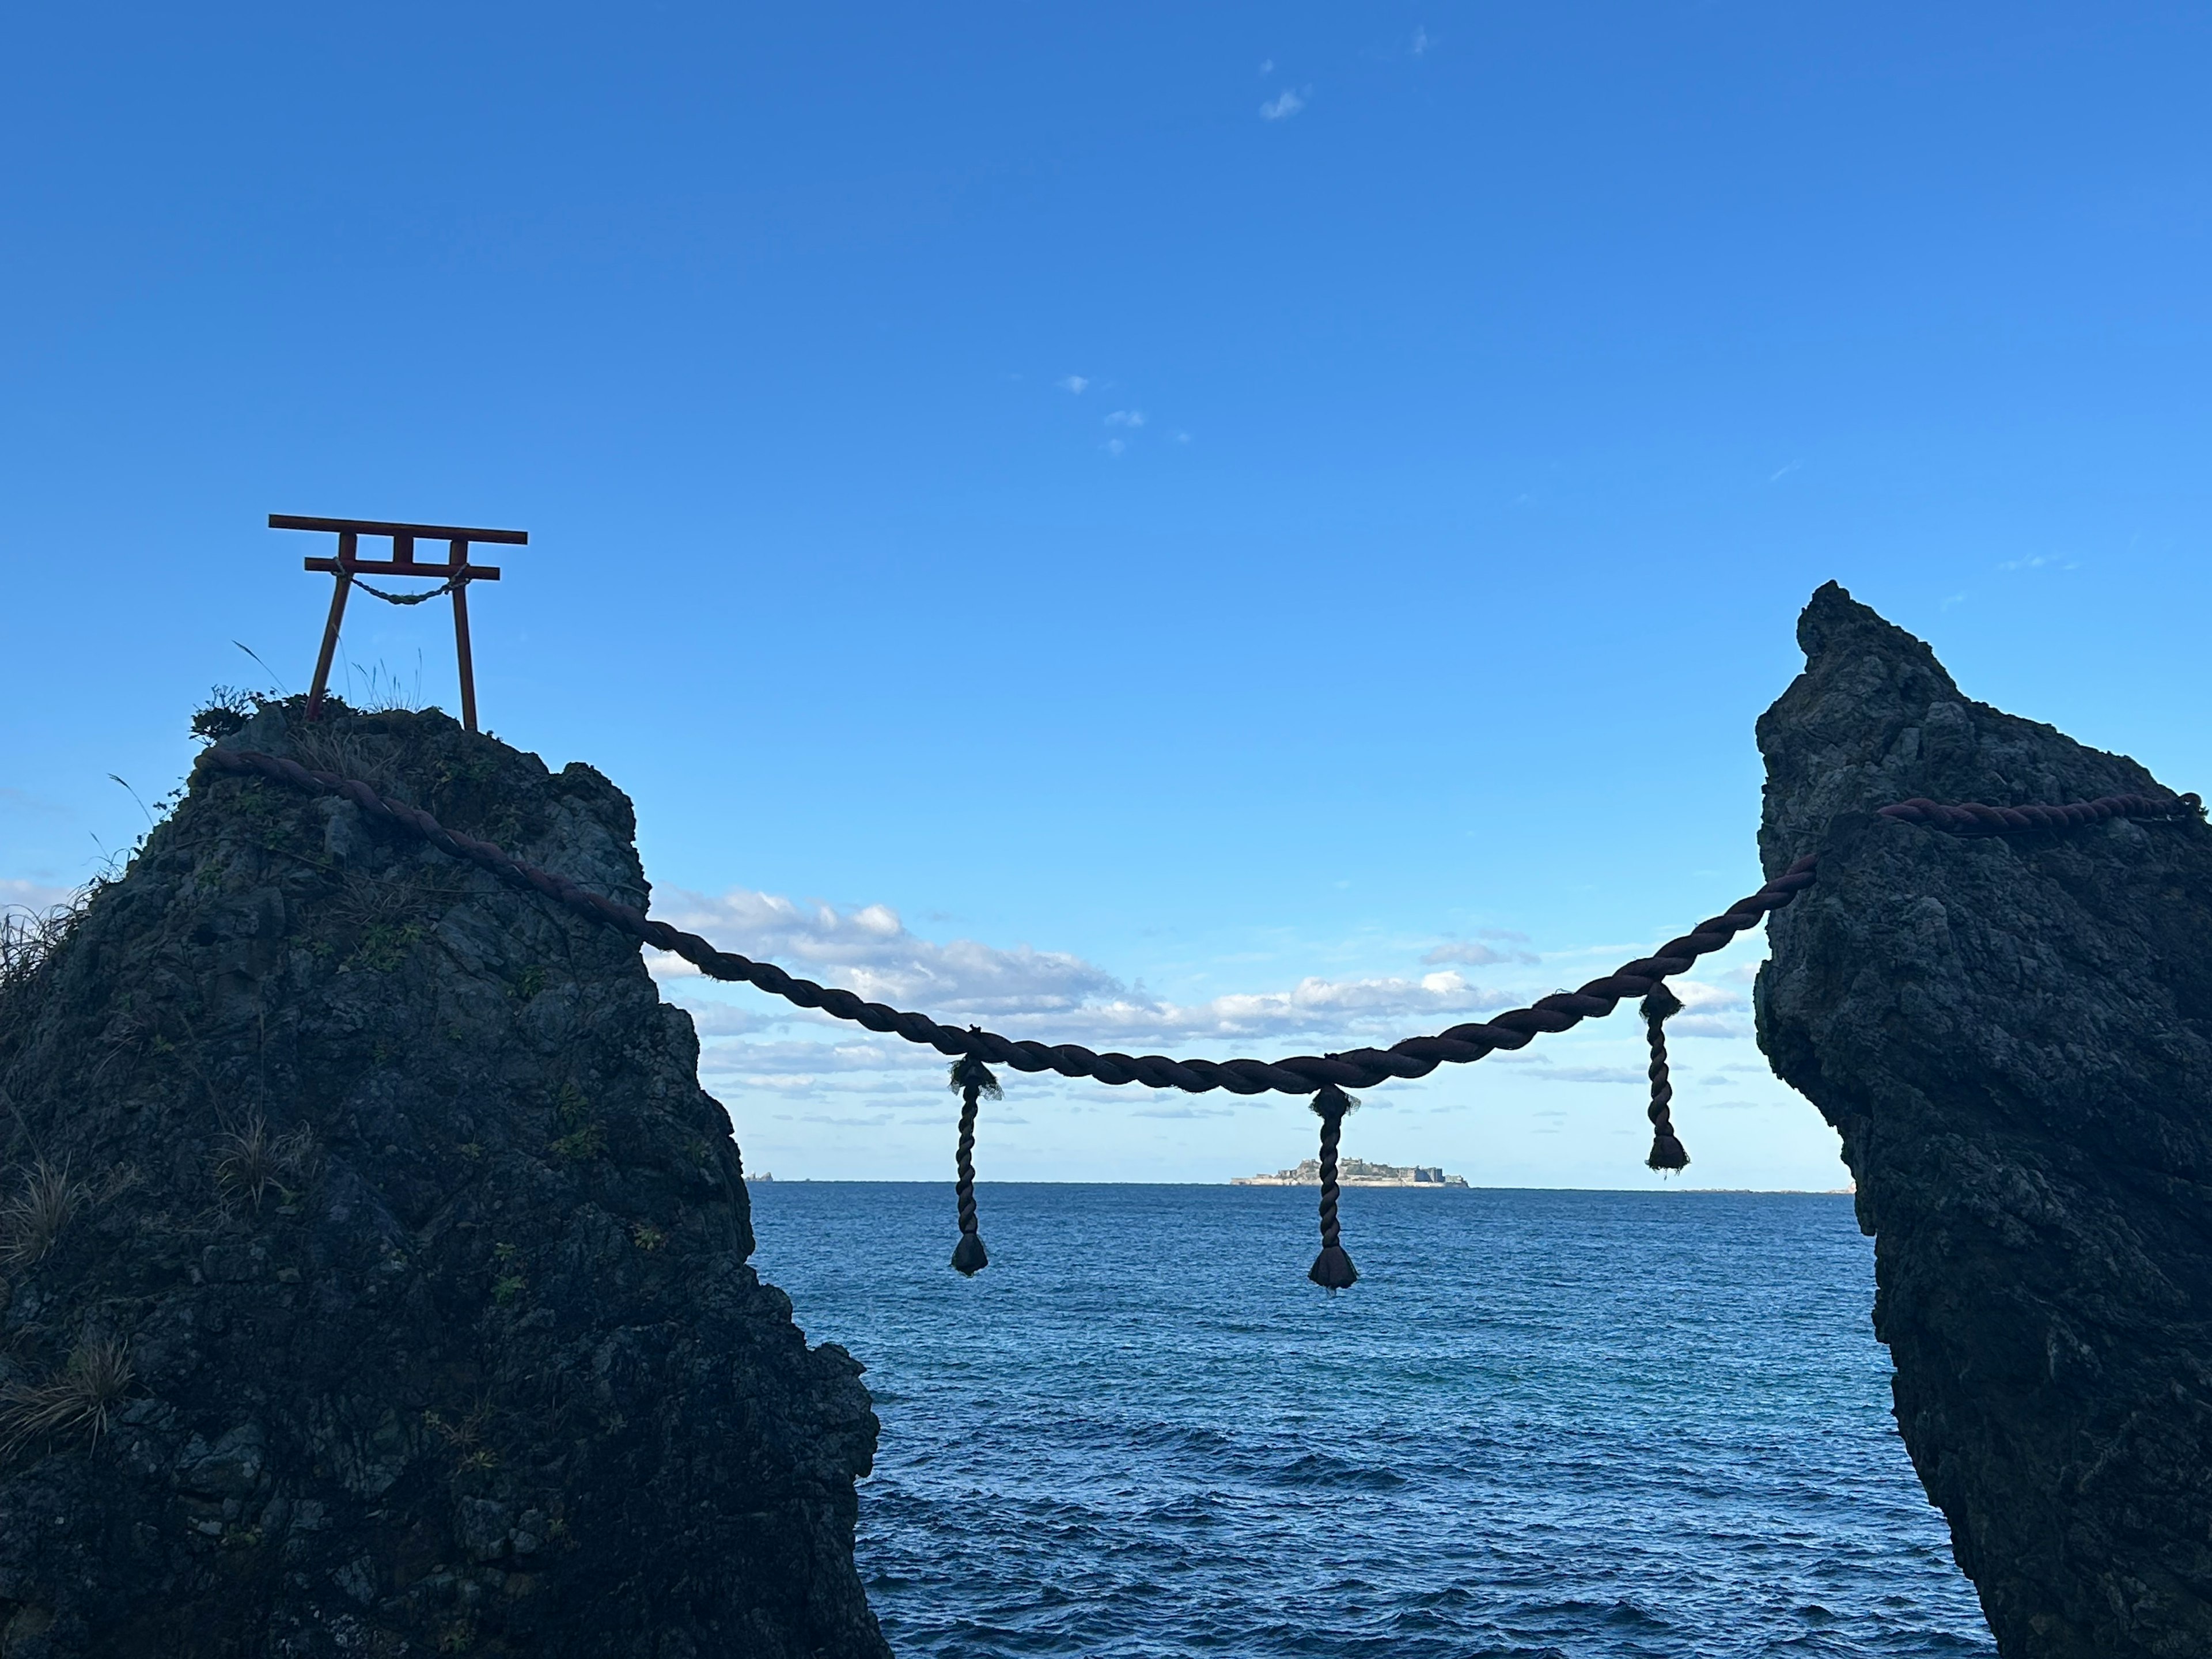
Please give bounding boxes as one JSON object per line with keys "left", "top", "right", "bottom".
{"left": 749, "top": 1183, "right": 1994, "bottom": 1658}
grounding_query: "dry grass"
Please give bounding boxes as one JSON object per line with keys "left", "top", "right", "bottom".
{"left": 0, "top": 1162, "right": 85, "bottom": 1268}
{"left": 290, "top": 722, "right": 402, "bottom": 792}
{"left": 0, "top": 894, "right": 90, "bottom": 993}
{"left": 214, "top": 1116, "right": 318, "bottom": 1212}
{"left": 0, "top": 1335, "right": 134, "bottom": 1453}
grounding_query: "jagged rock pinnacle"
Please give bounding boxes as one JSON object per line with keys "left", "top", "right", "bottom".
{"left": 1757, "top": 585, "right": 2212, "bottom": 1656}
{"left": 0, "top": 699, "right": 889, "bottom": 1657}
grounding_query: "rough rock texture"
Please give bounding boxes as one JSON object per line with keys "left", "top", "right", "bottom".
{"left": 1755, "top": 585, "right": 2212, "bottom": 1657}
{"left": 0, "top": 701, "right": 889, "bottom": 1657}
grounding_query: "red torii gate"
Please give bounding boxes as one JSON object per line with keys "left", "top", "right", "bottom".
{"left": 271, "top": 514, "right": 527, "bottom": 733}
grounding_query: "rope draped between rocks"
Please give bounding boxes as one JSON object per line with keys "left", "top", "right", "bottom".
{"left": 193, "top": 747, "right": 2203, "bottom": 1283}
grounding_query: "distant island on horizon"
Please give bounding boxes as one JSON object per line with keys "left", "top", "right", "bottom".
{"left": 1233, "top": 1157, "right": 1469, "bottom": 1188}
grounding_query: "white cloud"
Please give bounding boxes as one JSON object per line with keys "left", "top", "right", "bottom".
{"left": 1105, "top": 410, "right": 1146, "bottom": 427}
{"left": 653, "top": 887, "right": 1116, "bottom": 1016}
{"left": 650, "top": 885, "right": 1523, "bottom": 1059}
{"left": 1412, "top": 26, "right": 1430, "bottom": 54}
{"left": 1058, "top": 374, "right": 1089, "bottom": 393}
{"left": 1103, "top": 437, "right": 1126, "bottom": 458}
{"left": 1259, "top": 58, "right": 1275, "bottom": 75}
{"left": 1260, "top": 88, "right": 1306, "bottom": 120}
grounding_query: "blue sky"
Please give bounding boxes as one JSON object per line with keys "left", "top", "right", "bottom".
{"left": 4, "top": 3, "right": 2207, "bottom": 1184}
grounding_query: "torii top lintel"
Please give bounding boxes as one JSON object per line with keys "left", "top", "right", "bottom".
{"left": 271, "top": 514, "right": 528, "bottom": 734}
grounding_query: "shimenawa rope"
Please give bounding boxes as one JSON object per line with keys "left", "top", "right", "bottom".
{"left": 192, "top": 746, "right": 2202, "bottom": 1283}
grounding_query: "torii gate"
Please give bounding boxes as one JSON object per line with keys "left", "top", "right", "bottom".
{"left": 271, "top": 514, "right": 527, "bottom": 733}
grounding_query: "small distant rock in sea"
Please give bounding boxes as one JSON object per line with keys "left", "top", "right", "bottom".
{"left": 1232, "top": 1157, "right": 1468, "bottom": 1188}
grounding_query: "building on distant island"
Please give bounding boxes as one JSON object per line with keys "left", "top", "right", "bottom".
{"left": 1233, "top": 1157, "right": 1468, "bottom": 1188}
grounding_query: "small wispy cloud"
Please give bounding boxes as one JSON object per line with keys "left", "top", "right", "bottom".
{"left": 1105, "top": 410, "right": 1146, "bottom": 428}
{"left": 1411, "top": 25, "right": 1431, "bottom": 54}
{"left": 1104, "top": 438, "right": 1127, "bottom": 458}
{"left": 1769, "top": 460, "right": 1802, "bottom": 483}
{"left": 0, "top": 878, "right": 77, "bottom": 913}
{"left": 1057, "top": 374, "right": 1089, "bottom": 394}
{"left": 1173, "top": 430, "right": 1191, "bottom": 444}
{"left": 1998, "top": 554, "right": 2080, "bottom": 571}
{"left": 1260, "top": 88, "right": 1307, "bottom": 120}
{"left": 1258, "top": 58, "right": 1275, "bottom": 76}
{"left": 1940, "top": 592, "right": 1968, "bottom": 610}
{"left": 1422, "top": 940, "right": 1539, "bottom": 967}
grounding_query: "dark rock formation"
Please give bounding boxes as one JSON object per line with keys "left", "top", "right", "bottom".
{"left": 1756, "top": 585, "right": 2212, "bottom": 1657}
{"left": 0, "top": 701, "right": 889, "bottom": 1657}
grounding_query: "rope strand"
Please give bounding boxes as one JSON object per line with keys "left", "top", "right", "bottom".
{"left": 1308, "top": 1085, "right": 1358, "bottom": 1291}
{"left": 1641, "top": 985, "right": 1688, "bottom": 1172}
{"left": 949, "top": 1053, "right": 998, "bottom": 1276}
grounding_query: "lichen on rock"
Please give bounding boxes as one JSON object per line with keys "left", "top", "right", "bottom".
{"left": 1756, "top": 584, "right": 2212, "bottom": 1657}
{"left": 0, "top": 699, "right": 889, "bottom": 1656}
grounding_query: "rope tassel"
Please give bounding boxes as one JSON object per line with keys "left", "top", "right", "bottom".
{"left": 949, "top": 1052, "right": 1000, "bottom": 1275}
{"left": 1308, "top": 1084, "right": 1359, "bottom": 1291}
{"left": 1642, "top": 984, "right": 1690, "bottom": 1172}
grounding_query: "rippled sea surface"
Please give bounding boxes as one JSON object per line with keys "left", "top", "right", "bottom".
{"left": 749, "top": 1184, "right": 1993, "bottom": 1658}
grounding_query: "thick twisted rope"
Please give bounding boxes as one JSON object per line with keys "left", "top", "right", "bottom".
{"left": 195, "top": 748, "right": 2202, "bottom": 1099}
{"left": 1877, "top": 793, "right": 2189, "bottom": 835}
{"left": 948, "top": 1054, "right": 997, "bottom": 1275}
{"left": 1308, "top": 1086, "right": 1358, "bottom": 1290}
{"left": 1641, "top": 985, "right": 1687, "bottom": 1171}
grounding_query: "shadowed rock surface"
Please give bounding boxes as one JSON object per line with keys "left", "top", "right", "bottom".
{"left": 1756, "top": 584, "right": 2212, "bottom": 1657}
{"left": 0, "top": 700, "right": 888, "bottom": 1657}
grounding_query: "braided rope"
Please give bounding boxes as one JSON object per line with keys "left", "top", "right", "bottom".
{"left": 948, "top": 1055, "right": 996, "bottom": 1275}
{"left": 194, "top": 747, "right": 2202, "bottom": 1100}
{"left": 1308, "top": 1085, "right": 1358, "bottom": 1290}
{"left": 1641, "top": 986, "right": 1688, "bottom": 1171}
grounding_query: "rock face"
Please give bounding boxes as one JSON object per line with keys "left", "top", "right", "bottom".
{"left": 1755, "top": 585, "right": 2212, "bottom": 1657}
{"left": 0, "top": 701, "right": 889, "bottom": 1657}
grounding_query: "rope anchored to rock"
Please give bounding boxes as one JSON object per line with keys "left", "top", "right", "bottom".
{"left": 192, "top": 745, "right": 2203, "bottom": 1284}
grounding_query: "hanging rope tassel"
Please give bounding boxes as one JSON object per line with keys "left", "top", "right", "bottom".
{"left": 1642, "top": 984, "right": 1690, "bottom": 1172}
{"left": 948, "top": 1052, "right": 1000, "bottom": 1275}
{"left": 1308, "top": 1084, "right": 1359, "bottom": 1290}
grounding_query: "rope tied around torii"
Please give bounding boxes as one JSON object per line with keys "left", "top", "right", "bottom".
{"left": 190, "top": 745, "right": 2203, "bottom": 1281}
{"left": 348, "top": 568, "right": 476, "bottom": 607}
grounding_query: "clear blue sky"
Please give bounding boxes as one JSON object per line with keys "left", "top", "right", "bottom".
{"left": 5, "top": 3, "right": 2207, "bottom": 1184}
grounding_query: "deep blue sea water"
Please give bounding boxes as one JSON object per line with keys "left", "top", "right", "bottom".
{"left": 749, "top": 1183, "right": 1995, "bottom": 1659}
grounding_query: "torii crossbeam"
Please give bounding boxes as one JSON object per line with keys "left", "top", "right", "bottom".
{"left": 271, "top": 514, "right": 528, "bottom": 732}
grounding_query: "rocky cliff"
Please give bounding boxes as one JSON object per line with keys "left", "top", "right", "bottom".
{"left": 0, "top": 700, "right": 889, "bottom": 1657}
{"left": 1755, "top": 585, "right": 2212, "bottom": 1657}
